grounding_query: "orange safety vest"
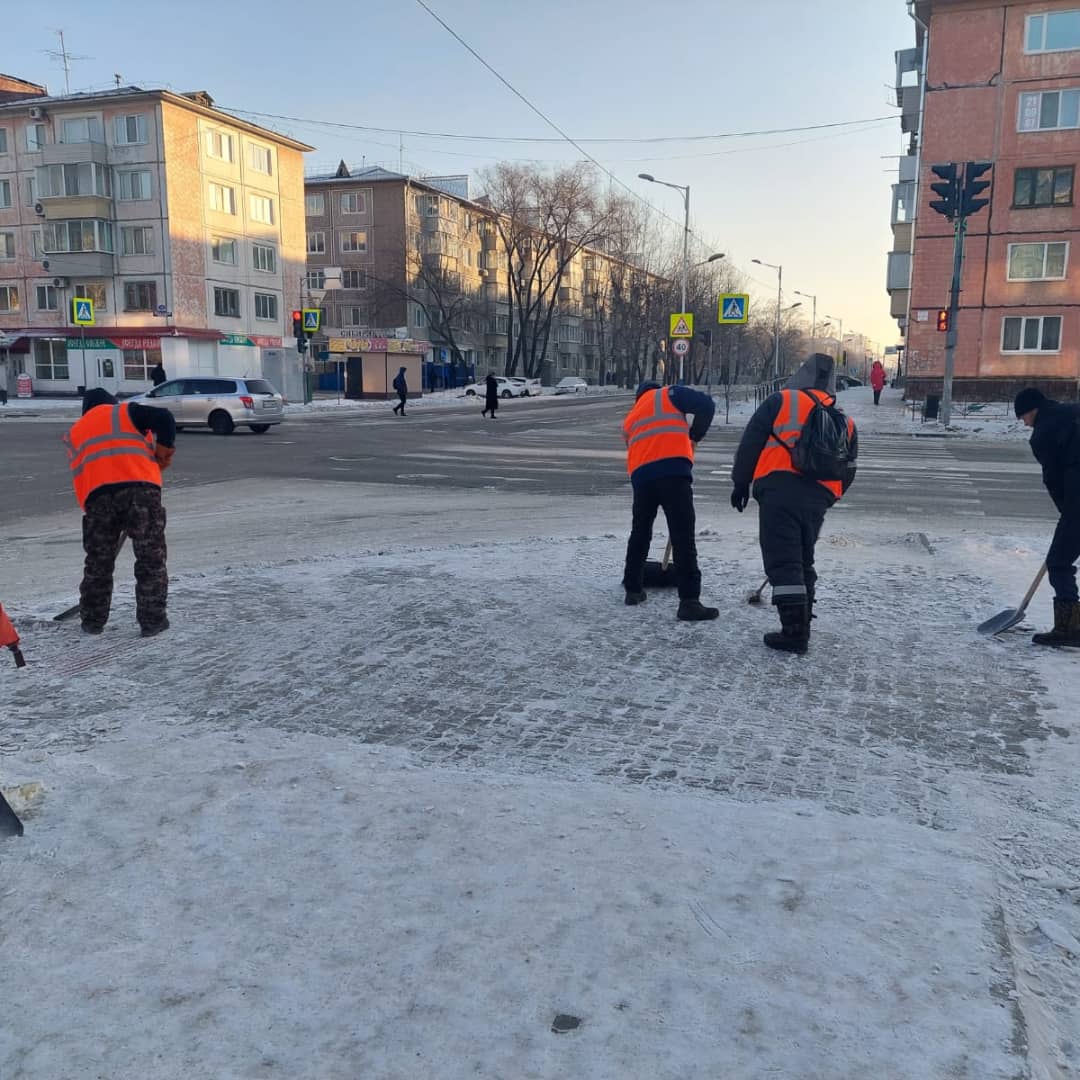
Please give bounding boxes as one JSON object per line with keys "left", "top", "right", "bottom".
{"left": 623, "top": 387, "right": 693, "bottom": 477}
{"left": 752, "top": 388, "right": 854, "bottom": 500}
{"left": 0, "top": 602, "right": 19, "bottom": 649}
{"left": 65, "top": 403, "right": 161, "bottom": 510}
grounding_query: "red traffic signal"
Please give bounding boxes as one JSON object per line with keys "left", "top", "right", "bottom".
{"left": 936, "top": 309, "right": 950, "bottom": 332}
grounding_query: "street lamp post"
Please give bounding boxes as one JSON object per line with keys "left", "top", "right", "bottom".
{"left": 752, "top": 258, "right": 782, "bottom": 380}
{"left": 793, "top": 290, "right": 817, "bottom": 349}
{"left": 823, "top": 313, "right": 844, "bottom": 376}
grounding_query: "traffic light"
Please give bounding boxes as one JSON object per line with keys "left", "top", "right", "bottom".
{"left": 936, "top": 309, "right": 949, "bottom": 332}
{"left": 699, "top": 330, "right": 713, "bottom": 347}
{"left": 929, "top": 163, "right": 960, "bottom": 221}
{"left": 961, "top": 160, "right": 992, "bottom": 217}
{"left": 292, "top": 310, "right": 307, "bottom": 355}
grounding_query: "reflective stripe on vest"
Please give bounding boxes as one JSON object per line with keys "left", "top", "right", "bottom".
{"left": 623, "top": 388, "right": 693, "bottom": 477}
{"left": 66, "top": 404, "right": 160, "bottom": 509}
{"left": 752, "top": 388, "right": 851, "bottom": 499}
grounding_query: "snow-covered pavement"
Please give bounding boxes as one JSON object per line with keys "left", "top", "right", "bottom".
{"left": 2, "top": 472, "right": 1079, "bottom": 1077}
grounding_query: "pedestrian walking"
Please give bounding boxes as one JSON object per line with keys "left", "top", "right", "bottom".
{"left": 870, "top": 360, "right": 886, "bottom": 406}
{"left": 481, "top": 372, "right": 499, "bottom": 419}
{"left": 730, "top": 354, "right": 858, "bottom": 654}
{"left": 1015, "top": 387, "right": 1080, "bottom": 646}
{"left": 151, "top": 361, "right": 167, "bottom": 388}
{"left": 64, "top": 389, "right": 176, "bottom": 637}
{"left": 621, "top": 381, "right": 719, "bottom": 621}
{"left": 392, "top": 367, "right": 408, "bottom": 416}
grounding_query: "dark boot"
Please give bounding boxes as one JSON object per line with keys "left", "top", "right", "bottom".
{"left": 1032, "top": 600, "right": 1080, "bottom": 647}
{"left": 81, "top": 621, "right": 104, "bottom": 635}
{"left": 140, "top": 617, "right": 170, "bottom": 639}
{"left": 677, "top": 598, "right": 719, "bottom": 621}
{"left": 764, "top": 600, "right": 809, "bottom": 654}
{"left": 806, "top": 588, "right": 816, "bottom": 635}
{"left": 624, "top": 590, "right": 647, "bottom": 606}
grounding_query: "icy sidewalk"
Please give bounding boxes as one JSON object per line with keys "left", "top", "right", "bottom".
{"left": 2, "top": 488, "right": 1079, "bottom": 1078}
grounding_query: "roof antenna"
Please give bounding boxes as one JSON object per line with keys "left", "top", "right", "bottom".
{"left": 43, "top": 29, "right": 91, "bottom": 95}
{"left": 114, "top": 73, "right": 122, "bottom": 88}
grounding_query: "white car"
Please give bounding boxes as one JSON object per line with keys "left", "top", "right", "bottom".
{"left": 464, "top": 376, "right": 527, "bottom": 399}
{"left": 554, "top": 377, "right": 588, "bottom": 395}
{"left": 509, "top": 377, "right": 543, "bottom": 397}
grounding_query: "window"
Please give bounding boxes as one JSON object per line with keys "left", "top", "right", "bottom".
{"left": 305, "top": 193, "right": 324, "bottom": 215}
{"left": 0, "top": 285, "right": 20, "bottom": 312}
{"left": 249, "top": 195, "right": 274, "bottom": 224}
{"left": 213, "top": 286, "right": 241, "bottom": 317}
{"left": 38, "top": 162, "right": 112, "bottom": 198}
{"left": 0, "top": 232, "right": 14, "bottom": 260}
{"left": 113, "top": 114, "right": 148, "bottom": 145}
{"left": 422, "top": 194, "right": 439, "bottom": 216}
{"left": 0, "top": 180, "right": 10, "bottom": 208}
{"left": 254, "top": 293, "right": 278, "bottom": 320}
{"left": 35, "top": 284, "right": 59, "bottom": 311}
{"left": 0, "top": 129, "right": 7, "bottom": 154}
{"left": 25, "top": 124, "right": 47, "bottom": 152}
{"left": 1018, "top": 89, "right": 1080, "bottom": 131}
{"left": 205, "top": 129, "right": 234, "bottom": 162}
{"left": 341, "top": 268, "right": 367, "bottom": 289}
{"left": 1013, "top": 166, "right": 1074, "bottom": 208}
{"left": 124, "top": 281, "right": 158, "bottom": 311}
{"left": 252, "top": 243, "right": 276, "bottom": 273}
{"left": 413, "top": 305, "right": 427, "bottom": 328}
{"left": 121, "top": 226, "right": 155, "bottom": 256}
{"left": 74, "top": 282, "right": 107, "bottom": 311}
{"left": 211, "top": 236, "right": 238, "bottom": 265}
{"left": 248, "top": 143, "right": 273, "bottom": 174}
{"left": 116, "top": 170, "right": 152, "bottom": 201}
{"left": 341, "top": 191, "right": 366, "bottom": 214}
{"left": 1026, "top": 10, "right": 1080, "bottom": 53}
{"left": 61, "top": 117, "right": 103, "bottom": 144}
{"left": 340, "top": 230, "right": 367, "bottom": 253}
{"left": 305, "top": 269, "right": 325, "bottom": 290}
{"left": 342, "top": 305, "right": 367, "bottom": 326}
{"left": 208, "top": 182, "right": 236, "bottom": 215}
{"left": 31, "top": 229, "right": 42, "bottom": 260}
{"left": 44, "top": 220, "right": 114, "bottom": 254}
{"left": 24, "top": 175, "right": 35, "bottom": 206}
{"left": 123, "top": 347, "right": 161, "bottom": 381}
{"left": 307, "top": 231, "right": 326, "bottom": 254}
{"left": 1002, "top": 315, "right": 1062, "bottom": 352}
{"left": 1007, "top": 242, "right": 1069, "bottom": 280}
{"left": 33, "top": 339, "right": 68, "bottom": 381}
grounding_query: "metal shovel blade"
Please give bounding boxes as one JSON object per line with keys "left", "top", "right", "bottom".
{"left": 977, "top": 608, "right": 1026, "bottom": 636}
{"left": 0, "top": 791, "right": 24, "bottom": 838}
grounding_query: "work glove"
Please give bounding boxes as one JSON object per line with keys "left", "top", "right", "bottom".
{"left": 730, "top": 485, "right": 750, "bottom": 513}
{"left": 154, "top": 445, "right": 176, "bottom": 471}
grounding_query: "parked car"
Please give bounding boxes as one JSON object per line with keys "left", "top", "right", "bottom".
{"left": 509, "top": 377, "right": 543, "bottom": 397}
{"left": 130, "top": 377, "right": 285, "bottom": 435}
{"left": 835, "top": 375, "right": 864, "bottom": 391}
{"left": 554, "top": 377, "right": 588, "bottom": 395}
{"left": 464, "top": 376, "right": 526, "bottom": 399}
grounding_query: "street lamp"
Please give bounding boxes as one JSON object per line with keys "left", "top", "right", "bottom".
{"left": 752, "top": 258, "right": 783, "bottom": 378}
{"left": 793, "top": 290, "right": 817, "bottom": 347}
{"left": 639, "top": 171, "right": 691, "bottom": 380}
{"left": 692, "top": 252, "right": 725, "bottom": 269}
{"left": 823, "top": 313, "right": 844, "bottom": 374}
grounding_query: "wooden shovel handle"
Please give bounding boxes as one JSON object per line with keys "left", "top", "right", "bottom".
{"left": 661, "top": 540, "right": 673, "bottom": 570}
{"left": 1018, "top": 563, "right": 1048, "bottom": 614}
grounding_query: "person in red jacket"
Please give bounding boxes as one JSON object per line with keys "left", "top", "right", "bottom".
{"left": 870, "top": 360, "right": 887, "bottom": 406}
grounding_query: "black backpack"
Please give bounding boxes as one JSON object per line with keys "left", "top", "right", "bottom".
{"left": 783, "top": 391, "right": 853, "bottom": 482}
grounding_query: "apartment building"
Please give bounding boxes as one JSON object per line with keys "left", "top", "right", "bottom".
{"left": 890, "top": 0, "right": 1080, "bottom": 399}
{"left": 303, "top": 164, "right": 637, "bottom": 395}
{"left": 0, "top": 84, "right": 311, "bottom": 397}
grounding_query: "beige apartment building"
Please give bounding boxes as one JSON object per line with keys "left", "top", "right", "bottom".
{"left": 0, "top": 84, "right": 311, "bottom": 397}
{"left": 303, "top": 164, "right": 634, "bottom": 394}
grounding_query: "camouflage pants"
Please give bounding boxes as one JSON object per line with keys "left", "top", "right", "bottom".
{"left": 80, "top": 485, "right": 168, "bottom": 631}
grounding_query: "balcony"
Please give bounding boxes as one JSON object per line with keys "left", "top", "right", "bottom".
{"left": 886, "top": 251, "right": 911, "bottom": 292}
{"left": 40, "top": 139, "right": 109, "bottom": 167}
{"left": 43, "top": 251, "right": 115, "bottom": 277}
{"left": 890, "top": 289, "right": 909, "bottom": 320}
{"left": 42, "top": 195, "right": 112, "bottom": 220}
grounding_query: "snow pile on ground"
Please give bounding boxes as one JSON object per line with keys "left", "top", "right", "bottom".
{"left": 2, "top": 482, "right": 1079, "bottom": 1078}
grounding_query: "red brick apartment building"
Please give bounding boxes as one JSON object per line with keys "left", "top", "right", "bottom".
{"left": 890, "top": 1, "right": 1080, "bottom": 399}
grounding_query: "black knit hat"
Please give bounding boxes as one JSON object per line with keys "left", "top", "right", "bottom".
{"left": 1014, "top": 388, "right": 1046, "bottom": 418}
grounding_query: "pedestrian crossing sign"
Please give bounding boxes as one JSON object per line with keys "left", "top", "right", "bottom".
{"left": 669, "top": 313, "right": 693, "bottom": 338}
{"left": 718, "top": 293, "right": 749, "bottom": 324}
{"left": 72, "top": 298, "right": 95, "bottom": 326}
{"left": 302, "top": 308, "right": 321, "bottom": 332}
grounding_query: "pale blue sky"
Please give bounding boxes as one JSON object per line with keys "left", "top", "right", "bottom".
{"left": 7, "top": 0, "right": 914, "bottom": 351}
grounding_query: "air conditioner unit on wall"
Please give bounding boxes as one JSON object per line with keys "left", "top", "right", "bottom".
{"left": 34, "top": 203, "right": 45, "bottom": 217}
{"left": 52, "top": 277, "right": 69, "bottom": 289}
{"left": 29, "top": 106, "right": 46, "bottom": 120}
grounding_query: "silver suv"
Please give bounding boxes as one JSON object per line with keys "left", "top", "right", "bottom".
{"left": 132, "top": 377, "right": 285, "bottom": 435}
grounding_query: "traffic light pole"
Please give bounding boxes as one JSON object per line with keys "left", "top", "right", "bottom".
{"left": 940, "top": 214, "right": 967, "bottom": 428}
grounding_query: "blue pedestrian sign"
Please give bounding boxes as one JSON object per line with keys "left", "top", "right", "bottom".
{"left": 71, "top": 298, "right": 95, "bottom": 326}
{"left": 718, "top": 293, "right": 749, "bottom": 324}
{"left": 302, "top": 308, "right": 321, "bottom": 332}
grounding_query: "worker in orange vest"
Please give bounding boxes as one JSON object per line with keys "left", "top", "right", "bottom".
{"left": 621, "top": 381, "right": 719, "bottom": 620}
{"left": 64, "top": 389, "right": 176, "bottom": 637}
{"left": 730, "top": 355, "right": 858, "bottom": 653}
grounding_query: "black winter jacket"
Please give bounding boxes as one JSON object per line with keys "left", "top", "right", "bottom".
{"left": 1028, "top": 400, "right": 1080, "bottom": 514}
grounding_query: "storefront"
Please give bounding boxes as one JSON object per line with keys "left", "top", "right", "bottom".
{"left": 323, "top": 336, "right": 428, "bottom": 399}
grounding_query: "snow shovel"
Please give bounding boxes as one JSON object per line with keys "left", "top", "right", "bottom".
{"left": 0, "top": 790, "right": 24, "bottom": 839}
{"left": 977, "top": 563, "right": 1047, "bottom": 636}
{"left": 643, "top": 541, "right": 678, "bottom": 588}
{"left": 746, "top": 578, "right": 769, "bottom": 606}
{"left": 54, "top": 531, "right": 127, "bottom": 622}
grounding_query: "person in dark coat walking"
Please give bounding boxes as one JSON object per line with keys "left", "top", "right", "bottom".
{"left": 621, "top": 381, "right": 719, "bottom": 621}
{"left": 1015, "top": 387, "right": 1080, "bottom": 646}
{"left": 151, "top": 362, "right": 167, "bottom": 387}
{"left": 392, "top": 367, "right": 408, "bottom": 415}
{"left": 730, "top": 354, "right": 858, "bottom": 653}
{"left": 481, "top": 373, "right": 499, "bottom": 419}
